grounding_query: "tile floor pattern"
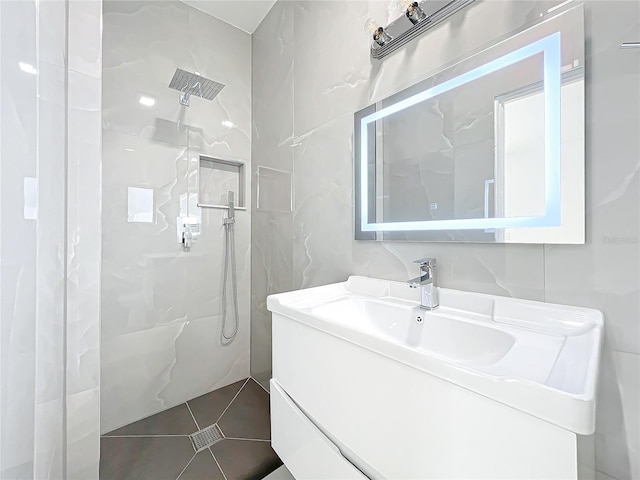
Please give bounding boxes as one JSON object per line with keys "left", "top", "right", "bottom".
{"left": 100, "top": 378, "right": 283, "bottom": 479}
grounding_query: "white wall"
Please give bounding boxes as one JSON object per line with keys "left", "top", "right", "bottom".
{"left": 0, "top": 0, "right": 102, "bottom": 478}
{"left": 101, "top": 0, "right": 252, "bottom": 433}
{"left": 251, "top": 1, "right": 639, "bottom": 479}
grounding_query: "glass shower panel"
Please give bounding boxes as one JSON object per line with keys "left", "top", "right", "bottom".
{"left": 101, "top": 0, "right": 251, "bottom": 436}
{"left": 100, "top": 29, "right": 193, "bottom": 429}
{"left": 1, "top": 0, "right": 67, "bottom": 477}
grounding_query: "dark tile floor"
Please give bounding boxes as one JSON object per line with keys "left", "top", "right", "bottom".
{"left": 100, "top": 378, "right": 282, "bottom": 480}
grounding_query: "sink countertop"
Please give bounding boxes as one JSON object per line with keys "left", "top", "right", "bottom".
{"left": 267, "top": 276, "right": 604, "bottom": 435}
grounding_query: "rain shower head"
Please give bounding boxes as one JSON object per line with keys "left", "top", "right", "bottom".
{"left": 169, "top": 68, "right": 225, "bottom": 107}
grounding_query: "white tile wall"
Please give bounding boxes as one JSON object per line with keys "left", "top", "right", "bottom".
{"left": 68, "top": 0, "right": 102, "bottom": 78}
{"left": 66, "top": 69, "right": 102, "bottom": 397}
{"left": 66, "top": 387, "right": 101, "bottom": 480}
{"left": 251, "top": 0, "right": 295, "bottom": 390}
{"left": 101, "top": 0, "right": 252, "bottom": 432}
{"left": 596, "top": 350, "right": 640, "bottom": 479}
{"left": 66, "top": 1, "right": 103, "bottom": 477}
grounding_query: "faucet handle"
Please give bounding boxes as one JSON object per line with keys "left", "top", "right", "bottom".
{"left": 413, "top": 257, "right": 436, "bottom": 267}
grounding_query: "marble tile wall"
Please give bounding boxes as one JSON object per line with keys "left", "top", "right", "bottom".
{"left": 250, "top": 1, "right": 639, "bottom": 478}
{"left": 101, "top": 0, "right": 252, "bottom": 433}
{"left": 251, "top": 0, "right": 295, "bottom": 390}
{"left": 66, "top": 1, "right": 103, "bottom": 477}
{"left": 1, "top": 0, "right": 102, "bottom": 478}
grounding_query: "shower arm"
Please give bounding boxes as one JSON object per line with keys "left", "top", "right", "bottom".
{"left": 180, "top": 82, "right": 202, "bottom": 106}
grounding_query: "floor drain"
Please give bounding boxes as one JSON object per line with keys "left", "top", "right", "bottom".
{"left": 189, "top": 424, "right": 224, "bottom": 452}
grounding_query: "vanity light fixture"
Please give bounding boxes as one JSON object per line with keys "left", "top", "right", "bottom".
{"left": 138, "top": 95, "right": 156, "bottom": 107}
{"left": 547, "top": 0, "right": 574, "bottom": 14}
{"left": 370, "top": 0, "right": 475, "bottom": 59}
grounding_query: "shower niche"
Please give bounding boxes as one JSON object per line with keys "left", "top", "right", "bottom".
{"left": 197, "top": 155, "right": 246, "bottom": 210}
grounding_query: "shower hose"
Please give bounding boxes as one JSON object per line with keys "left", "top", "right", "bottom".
{"left": 221, "top": 219, "right": 239, "bottom": 344}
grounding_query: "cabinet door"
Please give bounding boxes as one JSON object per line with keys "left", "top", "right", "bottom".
{"left": 270, "top": 380, "right": 369, "bottom": 480}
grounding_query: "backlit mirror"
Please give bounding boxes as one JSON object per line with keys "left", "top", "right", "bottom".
{"left": 355, "top": 4, "right": 584, "bottom": 243}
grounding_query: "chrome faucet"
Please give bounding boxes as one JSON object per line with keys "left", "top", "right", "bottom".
{"left": 407, "top": 257, "right": 439, "bottom": 310}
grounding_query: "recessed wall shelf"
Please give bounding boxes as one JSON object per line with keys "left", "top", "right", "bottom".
{"left": 197, "top": 156, "right": 246, "bottom": 210}
{"left": 371, "top": 0, "right": 475, "bottom": 60}
{"left": 257, "top": 166, "right": 293, "bottom": 213}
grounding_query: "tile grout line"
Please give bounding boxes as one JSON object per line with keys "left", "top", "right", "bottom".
{"left": 175, "top": 452, "right": 197, "bottom": 480}
{"left": 186, "top": 401, "right": 201, "bottom": 431}
{"left": 102, "top": 402, "right": 194, "bottom": 437}
{"left": 208, "top": 448, "right": 228, "bottom": 480}
{"left": 224, "top": 437, "right": 271, "bottom": 442}
{"left": 250, "top": 376, "right": 270, "bottom": 394}
{"left": 609, "top": 347, "right": 640, "bottom": 357}
{"left": 216, "top": 377, "right": 251, "bottom": 424}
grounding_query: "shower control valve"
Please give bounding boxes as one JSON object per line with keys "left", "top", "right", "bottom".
{"left": 182, "top": 229, "right": 192, "bottom": 249}
{"left": 177, "top": 217, "right": 200, "bottom": 250}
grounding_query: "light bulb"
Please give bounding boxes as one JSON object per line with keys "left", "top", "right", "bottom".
{"left": 365, "top": 18, "right": 393, "bottom": 47}
{"left": 364, "top": 18, "right": 379, "bottom": 36}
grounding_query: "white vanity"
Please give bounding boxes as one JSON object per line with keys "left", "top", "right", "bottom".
{"left": 267, "top": 276, "right": 603, "bottom": 479}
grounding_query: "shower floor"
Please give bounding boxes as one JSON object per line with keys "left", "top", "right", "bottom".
{"left": 100, "top": 378, "right": 282, "bottom": 479}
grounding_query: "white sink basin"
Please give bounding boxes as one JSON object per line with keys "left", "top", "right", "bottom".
{"left": 312, "top": 298, "right": 516, "bottom": 366}
{"left": 267, "top": 276, "right": 603, "bottom": 435}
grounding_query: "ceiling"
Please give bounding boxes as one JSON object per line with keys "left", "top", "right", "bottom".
{"left": 181, "top": 0, "right": 278, "bottom": 34}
